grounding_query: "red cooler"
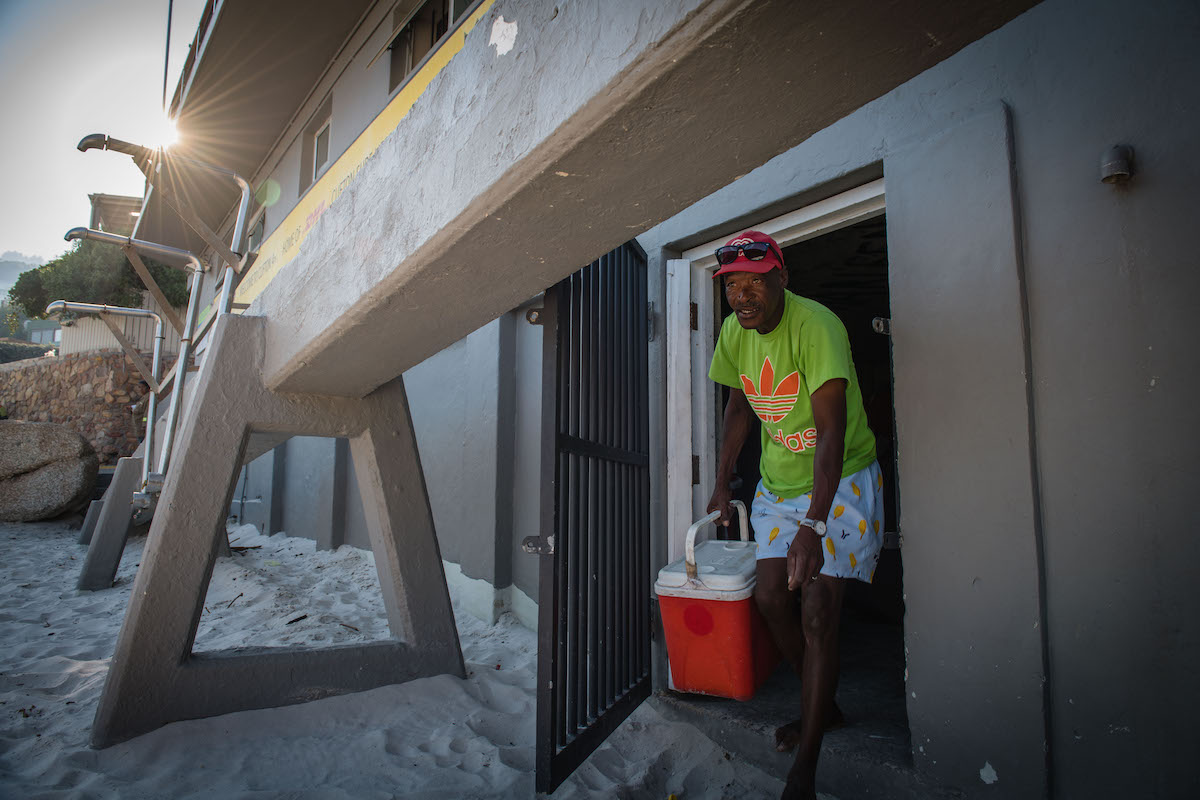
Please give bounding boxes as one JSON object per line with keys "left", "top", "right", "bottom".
{"left": 655, "top": 500, "right": 780, "bottom": 700}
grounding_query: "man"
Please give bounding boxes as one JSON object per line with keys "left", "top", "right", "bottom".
{"left": 706, "top": 230, "right": 883, "bottom": 800}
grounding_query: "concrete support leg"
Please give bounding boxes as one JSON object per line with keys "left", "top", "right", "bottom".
{"left": 90, "top": 314, "right": 463, "bottom": 748}
{"left": 77, "top": 457, "right": 143, "bottom": 591}
{"left": 216, "top": 520, "right": 232, "bottom": 558}
{"left": 79, "top": 499, "right": 104, "bottom": 545}
{"left": 269, "top": 441, "right": 286, "bottom": 534}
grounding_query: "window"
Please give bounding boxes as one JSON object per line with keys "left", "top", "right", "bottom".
{"left": 388, "top": 0, "right": 452, "bottom": 92}
{"left": 299, "top": 95, "right": 334, "bottom": 191}
{"left": 313, "top": 119, "right": 331, "bottom": 178}
{"left": 247, "top": 211, "right": 266, "bottom": 254}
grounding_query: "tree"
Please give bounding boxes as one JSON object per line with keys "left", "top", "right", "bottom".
{"left": 5, "top": 240, "right": 188, "bottom": 319}
{"left": 0, "top": 298, "right": 30, "bottom": 338}
{"left": 7, "top": 269, "right": 48, "bottom": 322}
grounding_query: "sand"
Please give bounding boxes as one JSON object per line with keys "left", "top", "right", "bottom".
{"left": 0, "top": 521, "right": 798, "bottom": 799}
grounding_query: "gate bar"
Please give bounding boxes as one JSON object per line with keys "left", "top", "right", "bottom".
{"left": 536, "top": 246, "right": 652, "bottom": 792}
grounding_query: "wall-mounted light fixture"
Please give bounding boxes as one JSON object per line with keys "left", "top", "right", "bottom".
{"left": 1100, "top": 144, "right": 1134, "bottom": 184}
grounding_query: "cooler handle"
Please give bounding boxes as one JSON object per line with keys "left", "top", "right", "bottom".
{"left": 685, "top": 499, "right": 749, "bottom": 579}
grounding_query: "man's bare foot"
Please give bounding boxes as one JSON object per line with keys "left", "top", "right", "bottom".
{"left": 774, "top": 704, "right": 845, "bottom": 752}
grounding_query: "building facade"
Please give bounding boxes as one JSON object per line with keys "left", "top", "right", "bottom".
{"left": 119, "top": 0, "right": 1198, "bottom": 796}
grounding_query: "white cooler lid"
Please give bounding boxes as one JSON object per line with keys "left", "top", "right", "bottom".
{"left": 655, "top": 539, "right": 757, "bottom": 596}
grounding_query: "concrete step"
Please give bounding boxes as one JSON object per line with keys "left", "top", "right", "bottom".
{"left": 649, "top": 614, "right": 961, "bottom": 799}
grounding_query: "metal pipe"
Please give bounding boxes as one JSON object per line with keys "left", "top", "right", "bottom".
{"left": 60, "top": 226, "right": 207, "bottom": 486}
{"left": 45, "top": 300, "right": 160, "bottom": 323}
{"left": 217, "top": 266, "right": 236, "bottom": 315}
{"left": 77, "top": 133, "right": 149, "bottom": 159}
{"left": 76, "top": 133, "right": 252, "bottom": 256}
{"left": 156, "top": 265, "right": 205, "bottom": 477}
{"left": 144, "top": 321, "right": 164, "bottom": 489}
{"left": 227, "top": 173, "right": 252, "bottom": 256}
{"left": 45, "top": 301, "right": 163, "bottom": 490}
{"left": 64, "top": 227, "right": 205, "bottom": 273}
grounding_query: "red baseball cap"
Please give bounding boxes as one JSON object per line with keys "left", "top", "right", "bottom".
{"left": 712, "top": 230, "right": 785, "bottom": 278}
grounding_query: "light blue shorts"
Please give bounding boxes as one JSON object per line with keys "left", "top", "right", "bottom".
{"left": 751, "top": 461, "right": 885, "bottom": 583}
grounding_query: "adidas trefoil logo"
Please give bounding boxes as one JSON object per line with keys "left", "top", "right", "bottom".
{"left": 740, "top": 356, "right": 799, "bottom": 423}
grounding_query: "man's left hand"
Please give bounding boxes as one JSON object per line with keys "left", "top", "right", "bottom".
{"left": 786, "top": 529, "right": 825, "bottom": 590}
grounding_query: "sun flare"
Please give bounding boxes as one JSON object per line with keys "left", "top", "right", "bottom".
{"left": 140, "top": 115, "right": 179, "bottom": 150}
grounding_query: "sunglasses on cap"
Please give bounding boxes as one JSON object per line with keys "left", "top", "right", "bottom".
{"left": 715, "top": 241, "right": 778, "bottom": 265}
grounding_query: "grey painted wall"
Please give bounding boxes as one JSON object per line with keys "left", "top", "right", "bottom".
{"left": 885, "top": 105, "right": 1046, "bottom": 797}
{"left": 280, "top": 436, "right": 341, "bottom": 547}
{"left": 405, "top": 317, "right": 502, "bottom": 575}
{"left": 233, "top": 305, "right": 546, "bottom": 608}
{"left": 508, "top": 298, "right": 545, "bottom": 598}
{"left": 637, "top": 0, "right": 1199, "bottom": 796}
{"left": 229, "top": 446, "right": 276, "bottom": 536}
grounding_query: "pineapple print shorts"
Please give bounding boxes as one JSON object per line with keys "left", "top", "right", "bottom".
{"left": 751, "top": 460, "right": 885, "bottom": 583}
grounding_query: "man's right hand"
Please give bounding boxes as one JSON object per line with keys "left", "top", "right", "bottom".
{"left": 786, "top": 529, "right": 825, "bottom": 590}
{"left": 707, "top": 484, "right": 733, "bottom": 527}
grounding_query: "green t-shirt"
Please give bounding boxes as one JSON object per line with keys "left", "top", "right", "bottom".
{"left": 709, "top": 291, "right": 876, "bottom": 498}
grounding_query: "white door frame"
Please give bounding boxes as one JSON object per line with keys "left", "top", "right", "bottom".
{"left": 664, "top": 178, "right": 886, "bottom": 562}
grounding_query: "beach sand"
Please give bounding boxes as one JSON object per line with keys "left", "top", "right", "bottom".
{"left": 0, "top": 521, "right": 797, "bottom": 799}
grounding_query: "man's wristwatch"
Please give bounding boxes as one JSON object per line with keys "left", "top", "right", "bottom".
{"left": 799, "top": 517, "right": 827, "bottom": 536}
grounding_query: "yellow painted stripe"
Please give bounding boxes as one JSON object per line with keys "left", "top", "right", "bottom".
{"left": 234, "top": 0, "right": 499, "bottom": 307}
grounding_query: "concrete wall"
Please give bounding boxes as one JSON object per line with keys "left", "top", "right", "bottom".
{"left": 239, "top": 0, "right": 1031, "bottom": 399}
{"left": 405, "top": 318, "right": 502, "bottom": 571}
{"left": 232, "top": 304, "right": 545, "bottom": 627}
{"left": 637, "top": 0, "right": 1199, "bottom": 797}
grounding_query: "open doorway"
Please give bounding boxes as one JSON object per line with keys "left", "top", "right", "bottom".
{"left": 724, "top": 215, "right": 901, "bottom": 620}
{"left": 672, "top": 210, "right": 910, "bottom": 774}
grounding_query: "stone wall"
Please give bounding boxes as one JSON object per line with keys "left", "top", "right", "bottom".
{"left": 0, "top": 350, "right": 160, "bottom": 466}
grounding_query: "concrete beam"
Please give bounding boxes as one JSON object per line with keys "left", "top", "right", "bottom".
{"left": 252, "top": 0, "right": 1037, "bottom": 397}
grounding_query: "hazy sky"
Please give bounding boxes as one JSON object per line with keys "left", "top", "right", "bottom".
{"left": 0, "top": 0, "right": 206, "bottom": 265}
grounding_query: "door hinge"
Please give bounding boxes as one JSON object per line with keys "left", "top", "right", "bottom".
{"left": 872, "top": 317, "right": 891, "bottom": 335}
{"left": 647, "top": 301, "right": 655, "bottom": 341}
{"left": 522, "top": 535, "right": 555, "bottom": 556}
{"left": 689, "top": 302, "right": 698, "bottom": 331}
{"left": 691, "top": 454, "right": 700, "bottom": 486}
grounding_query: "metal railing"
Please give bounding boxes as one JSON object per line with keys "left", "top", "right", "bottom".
{"left": 71, "top": 132, "right": 252, "bottom": 510}
{"left": 58, "top": 228, "right": 208, "bottom": 505}
{"left": 44, "top": 301, "right": 164, "bottom": 492}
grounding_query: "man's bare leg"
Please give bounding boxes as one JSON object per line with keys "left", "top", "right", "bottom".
{"left": 781, "top": 574, "right": 846, "bottom": 800}
{"left": 754, "top": 560, "right": 844, "bottom": 753}
{"left": 755, "top": 558, "right": 806, "bottom": 671}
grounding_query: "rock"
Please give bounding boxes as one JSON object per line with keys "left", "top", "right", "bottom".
{"left": 0, "top": 421, "right": 98, "bottom": 521}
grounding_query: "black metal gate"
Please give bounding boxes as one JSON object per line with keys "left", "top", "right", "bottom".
{"left": 528, "top": 241, "right": 651, "bottom": 793}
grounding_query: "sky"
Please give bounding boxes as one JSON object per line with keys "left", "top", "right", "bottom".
{"left": 0, "top": 0, "right": 207, "bottom": 266}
